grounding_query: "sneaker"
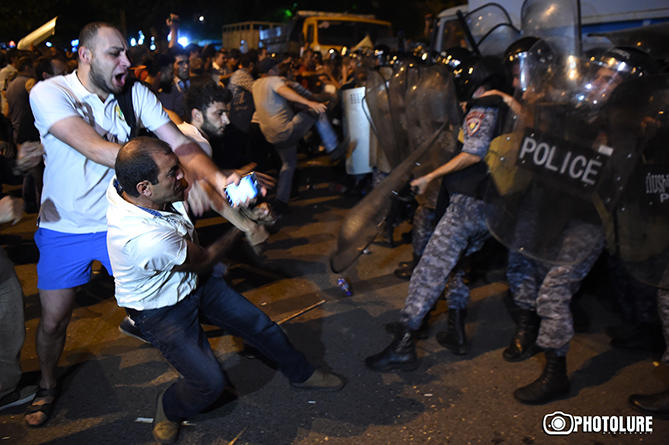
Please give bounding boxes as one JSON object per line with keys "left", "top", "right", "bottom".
{"left": 119, "top": 316, "right": 150, "bottom": 344}
{"left": 0, "top": 385, "right": 37, "bottom": 412}
{"left": 328, "top": 139, "right": 354, "bottom": 161}
{"left": 290, "top": 369, "right": 345, "bottom": 392}
{"left": 153, "top": 390, "right": 180, "bottom": 444}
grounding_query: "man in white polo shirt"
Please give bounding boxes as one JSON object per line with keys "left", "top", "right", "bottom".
{"left": 108, "top": 137, "right": 344, "bottom": 443}
{"left": 25, "top": 22, "right": 235, "bottom": 427}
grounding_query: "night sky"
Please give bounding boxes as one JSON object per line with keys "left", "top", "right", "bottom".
{"left": 1, "top": 0, "right": 464, "bottom": 45}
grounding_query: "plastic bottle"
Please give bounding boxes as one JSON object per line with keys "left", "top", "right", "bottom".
{"left": 337, "top": 277, "right": 353, "bottom": 296}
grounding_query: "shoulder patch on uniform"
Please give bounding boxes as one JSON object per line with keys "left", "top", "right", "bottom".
{"left": 465, "top": 111, "right": 485, "bottom": 137}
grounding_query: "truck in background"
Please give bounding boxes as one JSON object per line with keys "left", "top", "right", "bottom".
{"left": 259, "top": 11, "right": 393, "bottom": 55}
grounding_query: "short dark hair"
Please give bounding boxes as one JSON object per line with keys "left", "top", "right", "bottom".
{"left": 79, "top": 22, "right": 117, "bottom": 51}
{"left": 184, "top": 77, "right": 232, "bottom": 123}
{"left": 15, "top": 55, "right": 34, "bottom": 73}
{"left": 34, "top": 55, "right": 63, "bottom": 79}
{"left": 115, "top": 137, "right": 172, "bottom": 197}
{"left": 142, "top": 53, "right": 175, "bottom": 76}
{"left": 238, "top": 53, "right": 256, "bottom": 68}
{"left": 168, "top": 47, "right": 188, "bottom": 59}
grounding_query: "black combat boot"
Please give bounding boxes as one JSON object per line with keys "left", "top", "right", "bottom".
{"left": 628, "top": 389, "right": 669, "bottom": 418}
{"left": 436, "top": 308, "right": 468, "bottom": 355}
{"left": 365, "top": 327, "right": 419, "bottom": 372}
{"left": 503, "top": 309, "right": 541, "bottom": 362}
{"left": 394, "top": 253, "right": 418, "bottom": 280}
{"left": 514, "top": 350, "right": 570, "bottom": 404}
{"left": 385, "top": 307, "right": 432, "bottom": 340}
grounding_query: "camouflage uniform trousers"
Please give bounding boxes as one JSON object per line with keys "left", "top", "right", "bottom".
{"left": 400, "top": 193, "right": 489, "bottom": 331}
{"left": 659, "top": 288, "right": 669, "bottom": 364}
{"left": 412, "top": 204, "right": 437, "bottom": 257}
{"left": 506, "top": 222, "right": 604, "bottom": 353}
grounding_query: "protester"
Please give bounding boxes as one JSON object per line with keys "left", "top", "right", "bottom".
{"left": 24, "top": 21, "right": 237, "bottom": 427}
{"left": 107, "top": 137, "right": 344, "bottom": 443}
{"left": 0, "top": 194, "right": 34, "bottom": 412}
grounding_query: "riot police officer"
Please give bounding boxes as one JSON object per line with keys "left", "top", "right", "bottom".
{"left": 366, "top": 55, "right": 512, "bottom": 371}
{"left": 502, "top": 46, "right": 659, "bottom": 404}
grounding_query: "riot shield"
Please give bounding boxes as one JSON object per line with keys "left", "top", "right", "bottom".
{"left": 331, "top": 69, "right": 460, "bottom": 273}
{"left": 460, "top": 3, "right": 521, "bottom": 56}
{"left": 484, "top": 44, "right": 636, "bottom": 265}
{"left": 342, "top": 86, "right": 373, "bottom": 175}
{"left": 406, "top": 64, "right": 461, "bottom": 175}
{"left": 363, "top": 69, "right": 396, "bottom": 173}
{"left": 386, "top": 61, "right": 413, "bottom": 164}
{"left": 604, "top": 75, "right": 669, "bottom": 289}
{"left": 521, "top": 0, "right": 581, "bottom": 58}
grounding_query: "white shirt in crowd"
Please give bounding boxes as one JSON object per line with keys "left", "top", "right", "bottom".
{"left": 29, "top": 71, "right": 169, "bottom": 233}
{"left": 106, "top": 178, "right": 197, "bottom": 310}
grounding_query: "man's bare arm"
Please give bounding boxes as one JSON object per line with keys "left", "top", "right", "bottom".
{"left": 410, "top": 152, "right": 481, "bottom": 194}
{"left": 152, "top": 120, "right": 238, "bottom": 193}
{"left": 173, "top": 229, "right": 242, "bottom": 273}
{"left": 48, "top": 116, "right": 121, "bottom": 167}
{"left": 276, "top": 85, "right": 327, "bottom": 114}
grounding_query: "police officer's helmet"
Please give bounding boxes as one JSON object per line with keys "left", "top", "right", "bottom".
{"left": 440, "top": 46, "right": 473, "bottom": 72}
{"left": 592, "top": 47, "right": 658, "bottom": 78}
{"left": 454, "top": 55, "right": 509, "bottom": 102}
{"left": 503, "top": 37, "right": 557, "bottom": 92}
{"left": 503, "top": 37, "right": 539, "bottom": 66}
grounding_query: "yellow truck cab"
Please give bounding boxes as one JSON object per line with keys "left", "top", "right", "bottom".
{"left": 260, "top": 11, "right": 393, "bottom": 55}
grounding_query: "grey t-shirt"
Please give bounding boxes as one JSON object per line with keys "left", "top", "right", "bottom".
{"left": 251, "top": 76, "right": 293, "bottom": 144}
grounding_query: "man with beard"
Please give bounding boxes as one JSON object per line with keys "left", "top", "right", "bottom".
{"left": 156, "top": 49, "right": 189, "bottom": 118}
{"left": 178, "top": 78, "right": 270, "bottom": 247}
{"left": 25, "top": 22, "right": 235, "bottom": 427}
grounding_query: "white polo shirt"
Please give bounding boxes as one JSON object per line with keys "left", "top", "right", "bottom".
{"left": 106, "top": 179, "right": 197, "bottom": 310}
{"left": 30, "top": 72, "right": 169, "bottom": 233}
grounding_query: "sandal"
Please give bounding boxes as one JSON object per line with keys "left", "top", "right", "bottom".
{"left": 24, "top": 386, "right": 59, "bottom": 427}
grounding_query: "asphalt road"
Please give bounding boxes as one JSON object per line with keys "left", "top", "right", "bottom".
{"left": 1, "top": 156, "right": 668, "bottom": 444}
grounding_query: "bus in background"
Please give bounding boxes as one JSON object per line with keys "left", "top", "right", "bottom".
{"left": 260, "top": 11, "right": 393, "bottom": 56}
{"left": 221, "top": 21, "right": 281, "bottom": 52}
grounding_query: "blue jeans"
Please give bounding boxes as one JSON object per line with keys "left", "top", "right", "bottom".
{"left": 126, "top": 276, "right": 314, "bottom": 421}
{"left": 273, "top": 110, "right": 317, "bottom": 203}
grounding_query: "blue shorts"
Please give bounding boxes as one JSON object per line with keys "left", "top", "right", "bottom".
{"left": 35, "top": 228, "right": 112, "bottom": 290}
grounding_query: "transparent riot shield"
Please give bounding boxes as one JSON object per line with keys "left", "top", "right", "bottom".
{"left": 331, "top": 69, "right": 460, "bottom": 273}
{"left": 460, "top": 3, "right": 521, "bottom": 56}
{"left": 484, "top": 43, "right": 636, "bottom": 265}
{"left": 363, "top": 69, "right": 396, "bottom": 173}
{"left": 406, "top": 64, "right": 461, "bottom": 174}
{"left": 521, "top": 0, "right": 581, "bottom": 58}
{"left": 386, "top": 61, "right": 412, "bottom": 164}
{"left": 604, "top": 75, "right": 669, "bottom": 289}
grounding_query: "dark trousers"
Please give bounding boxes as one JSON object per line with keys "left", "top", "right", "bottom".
{"left": 127, "top": 276, "right": 314, "bottom": 421}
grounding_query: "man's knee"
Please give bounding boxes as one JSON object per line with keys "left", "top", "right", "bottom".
{"left": 39, "top": 312, "right": 72, "bottom": 337}
{"left": 196, "top": 369, "right": 226, "bottom": 402}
